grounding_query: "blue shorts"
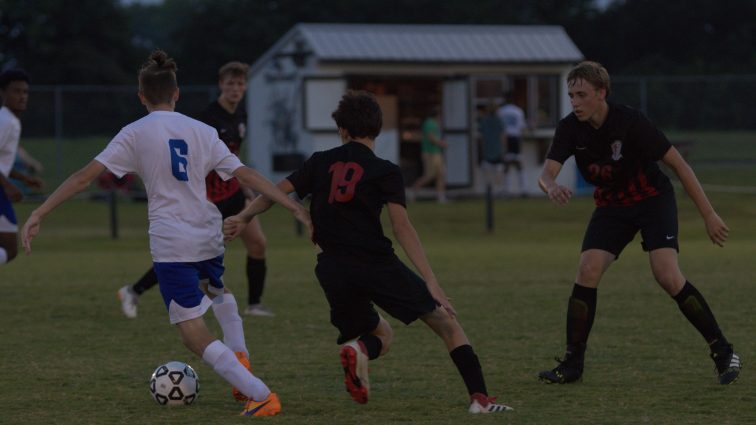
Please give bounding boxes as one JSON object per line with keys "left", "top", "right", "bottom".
{"left": 0, "top": 188, "right": 17, "bottom": 233}
{"left": 153, "top": 255, "right": 225, "bottom": 324}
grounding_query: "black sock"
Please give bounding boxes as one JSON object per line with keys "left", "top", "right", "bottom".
{"left": 566, "top": 283, "right": 597, "bottom": 354}
{"left": 246, "top": 257, "right": 267, "bottom": 305}
{"left": 449, "top": 344, "right": 487, "bottom": 396}
{"left": 132, "top": 268, "right": 158, "bottom": 295}
{"left": 673, "top": 281, "right": 727, "bottom": 348}
{"left": 358, "top": 334, "right": 383, "bottom": 360}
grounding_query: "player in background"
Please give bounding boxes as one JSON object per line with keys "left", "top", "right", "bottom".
{"left": 537, "top": 61, "right": 740, "bottom": 385}
{"left": 0, "top": 69, "right": 43, "bottom": 266}
{"left": 21, "top": 51, "right": 311, "bottom": 416}
{"left": 118, "top": 61, "right": 275, "bottom": 318}
{"left": 497, "top": 91, "right": 527, "bottom": 196}
{"left": 224, "top": 90, "right": 512, "bottom": 413}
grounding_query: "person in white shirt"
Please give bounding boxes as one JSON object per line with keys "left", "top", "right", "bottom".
{"left": 0, "top": 69, "right": 43, "bottom": 266}
{"left": 20, "top": 51, "right": 310, "bottom": 417}
{"left": 497, "top": 92, "right": 527, "bottom": 196}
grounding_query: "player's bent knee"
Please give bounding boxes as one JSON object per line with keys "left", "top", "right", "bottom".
{"left": 653, "top": 270, "right": 685, "bottom": 294}
{"left": 576, "top": 262, "right": 604, "bottom": 285}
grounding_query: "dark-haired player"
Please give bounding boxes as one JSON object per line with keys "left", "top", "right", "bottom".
{"left": 21, "top": 50, "right": 311, "bottom": 416}
{"left": 537, "top": 61, "right": 740, "bottom": 385}
{"left": 224, "top": 90, "right": 512, "bottom": 413}
{"left": 119, "top": 61, "right": 275, "bottom": 318}
{"left": 0, "top": 69, "right": 43, "bottom": 266}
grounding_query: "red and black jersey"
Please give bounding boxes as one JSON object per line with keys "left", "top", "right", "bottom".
{"left": 199, "top": 101, "right": 247, "bottom": 202}
{"left": 547, "top": 103, "right": 673, "bottom": 207}
{"left": 287, "top": 141, "right": 406, "bottom": 260}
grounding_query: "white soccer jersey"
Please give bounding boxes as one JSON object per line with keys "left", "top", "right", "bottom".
{"left": 497, "top": 104, "right": 526, "bottom": 137}
{"left": 95, "top": 111, "right": 244, "bottom": 263}
{"left": 0, "top": 106, "right": 21, "bottom": 177}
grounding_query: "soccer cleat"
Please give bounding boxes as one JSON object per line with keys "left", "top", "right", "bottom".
{"left": 711, "top": 344, "right": 741, "bottom": 385}
{"left": 468, "top": 393, "right": 513, "bottom": 413}
{"left": 117, "top": 285, "right": 138, "bottom": 319}
{"left": 232, "top": 352, "right": 253, "bottom": 401}
{"left": 539, "top": 349, "right": 584, "bottom": 384}
{"left": 243, "top": 303, "right": 275, "bottom": 317}
{"left": 240, "top": 392, "right": 281, "bottom": 416}
{"left": 340, "top": 340, "right": 370, "bottom": 404}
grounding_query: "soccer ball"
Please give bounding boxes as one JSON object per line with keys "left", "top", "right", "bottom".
{"left": 149, "top": 361, "right": 200, "bottom": 406}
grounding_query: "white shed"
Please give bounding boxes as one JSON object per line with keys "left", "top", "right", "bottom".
{"left": 247, "top": 23, "right": 583, "bottom": 195}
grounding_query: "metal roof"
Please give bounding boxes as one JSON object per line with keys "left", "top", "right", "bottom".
{"left": 252, "top": 23, "right": 583, "bottom": 73}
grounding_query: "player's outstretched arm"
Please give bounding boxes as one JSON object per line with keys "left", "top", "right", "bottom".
{"left": 662, "top": 146, "right": 729, "bottom": 247}
{"left": 22, "top": 160, "right": 106, "bottom": 254}
{"left": 539, "top": 159, "right": 572, "bottom": 206}
{"left": 387, "top": 202, "right": 457, "bottom": 318}
{"left": 224, "top": 172, "right": 310, "bottom": 240}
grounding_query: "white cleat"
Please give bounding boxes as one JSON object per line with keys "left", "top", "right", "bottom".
{"left": 117, "top": 285, "right": 138, "bottom": 319}
{"left": 468, "top": 393, "right": 513, "bottom": 413}
{"left": 340, "top": 340, "right": 370, "bottom": 404}
{"left": 243, "top": 303, "right": 275, "bottom": 317}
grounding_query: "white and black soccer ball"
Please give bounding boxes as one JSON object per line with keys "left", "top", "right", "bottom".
{"left": 149, "top": 361, "right": 200, "bottom": 406}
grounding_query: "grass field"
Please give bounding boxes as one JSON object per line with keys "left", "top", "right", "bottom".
{"left": 1, "top": 191, "right": 754, "bottom": 424}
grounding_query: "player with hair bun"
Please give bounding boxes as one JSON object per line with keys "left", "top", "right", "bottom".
{"left": 21, "top": 50, "right": 311, "bottom": 417}
{"left": 119, "top": 60, "right": 276, "bottom": 320}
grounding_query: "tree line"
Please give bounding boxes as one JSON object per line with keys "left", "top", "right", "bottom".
{"left": 2, "top": 0, "right": 756, "bottom": 84}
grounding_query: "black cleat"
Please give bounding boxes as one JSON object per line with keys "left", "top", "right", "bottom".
{"left": 539, "top": 347, "right": 584, "bottom": 384}
{"left": 711, "top": 344, "right": 741, "bottom": 385}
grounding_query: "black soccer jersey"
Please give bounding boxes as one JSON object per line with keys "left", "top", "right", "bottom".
{"left": 199, "top": 101, "right": 247, "bottom": 202}
{"left": 287, "top": 141, "right": 406, "bottom": 260}
{"left": 547, "top": 103, "right": 673, "bottom": 207}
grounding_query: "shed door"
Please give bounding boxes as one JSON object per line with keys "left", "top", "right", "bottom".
{"left": 442, "top": 78, "right": 471, "bottom": 186}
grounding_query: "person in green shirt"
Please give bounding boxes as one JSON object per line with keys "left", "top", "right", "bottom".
{"left": 410, "top": 107, "right": 448, "bottom": 203}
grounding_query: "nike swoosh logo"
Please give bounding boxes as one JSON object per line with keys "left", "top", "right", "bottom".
{"left": 245, "top": 400, "right": 271, "bottom": 415}
{"left": 666, "top": 235, "right": 675, "bottom": 240}
{"left": 576, "top": 146, "right": 587, "bottom": 150}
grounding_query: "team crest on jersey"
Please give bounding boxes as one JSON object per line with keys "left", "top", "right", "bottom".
{"left": 610, "top": 140, "right": 623, "bottom": 161}
{"left": 238, "top": 123, "right": 246, "bottom": 138}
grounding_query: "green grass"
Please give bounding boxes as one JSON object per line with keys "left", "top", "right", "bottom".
{"left": 665, "top": 130, "right": 756, "bottom": 187}
{"left": 1, "top": 192, "right": 755, "bottom": 424}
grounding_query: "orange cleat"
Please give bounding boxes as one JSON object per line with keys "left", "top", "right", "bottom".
{"left": 240, "top": 392, "right": 281, "bottom": 416}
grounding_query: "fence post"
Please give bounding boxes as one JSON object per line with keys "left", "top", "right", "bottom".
{"left": 485, "top": 183, "right": 494, "bottom": 233}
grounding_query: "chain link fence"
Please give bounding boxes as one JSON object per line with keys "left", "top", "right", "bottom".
{"left": 18, "top": 76, "right": 756, "bottom": 189}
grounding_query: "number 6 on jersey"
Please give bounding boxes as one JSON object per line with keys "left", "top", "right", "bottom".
{"left": 169, "top": 139, "right": 189, "bottom": 181}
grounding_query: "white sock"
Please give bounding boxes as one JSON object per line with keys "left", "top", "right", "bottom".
{"left": 0, "top": 248, "right": 6, "bottom": 265}
{"left": 211, "top": 293, "right": 248, "bottom": 356}
{"left": 202, "top": 340, "right": 270, "bottom": 401}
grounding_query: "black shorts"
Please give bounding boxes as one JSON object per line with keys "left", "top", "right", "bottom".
{"left": 581, "top": 190, "right": 679, "bottom": 257}
{"left": 213, "top": 190, "right": 246, "bottom": 219}
{"left": 314, "top": 252, "right": 439, "bottom": 344}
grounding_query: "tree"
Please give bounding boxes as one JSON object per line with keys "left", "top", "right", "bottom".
{"left": 0, "top": 0, "right": 139, "bottom": 83}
